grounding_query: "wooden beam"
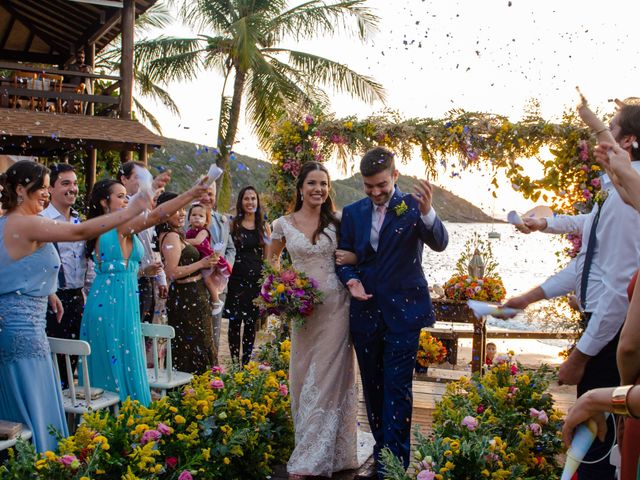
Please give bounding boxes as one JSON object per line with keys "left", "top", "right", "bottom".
{"left": 86, "top": 10, "right": 121, "bottom": 45}
{"left": 0, "top": 0, "right": 70, "bottom": 54}
{"left": 0, "top": 17, "right": 15, "bottom": 51}
{"left": 68, "top": 0, "right": 123, "bottom": 7}
{"left": 119, "top": 0, "right": 134, "bottom": 121}
{"left": 0, "top": 50, "right": 65, "bottom": 64}
{"left": 140, "top": 143, "right": 148, "bottom": 165}
{"left": 86, "top": 148, "right": 97, "bottom": 196}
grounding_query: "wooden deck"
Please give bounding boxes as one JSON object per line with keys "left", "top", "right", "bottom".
{"left": 218, "top": 322, "right": 577, "bottom": 480}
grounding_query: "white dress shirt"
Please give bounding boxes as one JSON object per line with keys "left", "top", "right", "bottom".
{"left": 41, "top": 204, "right": 87, "bottom": 290}
{"left": 540, "top": 162, "right": 640, "bottom": 356}
{"left": 370, "top": 199, "right": 437, "bottom": 251}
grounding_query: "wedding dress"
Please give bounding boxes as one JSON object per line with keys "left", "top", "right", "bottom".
{"left": 272, "top": 216, "right": 373, "bottom": 476}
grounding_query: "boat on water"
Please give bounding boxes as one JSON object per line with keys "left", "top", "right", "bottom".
{"left": 488, "top": 230, "right": 501, "bottom": 239}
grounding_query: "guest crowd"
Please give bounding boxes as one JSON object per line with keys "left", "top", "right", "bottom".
{"left": 0, "top": 160, "right": 269, "bottom": 452}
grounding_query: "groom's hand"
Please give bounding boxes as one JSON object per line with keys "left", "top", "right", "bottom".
{"left": 346, "top": 279, "right": 373, "bottom": 301}
{"left": 412, "top": 179, "right": 433, "bottom": 215}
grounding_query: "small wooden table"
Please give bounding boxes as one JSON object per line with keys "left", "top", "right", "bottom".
{"left": 431, "top": 298, "right": 486, "bottom": 374}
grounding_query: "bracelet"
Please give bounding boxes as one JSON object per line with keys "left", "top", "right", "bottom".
{"left": 611, "top": 385, "right": 640, "bottom": 418}
{"left": 595, "top": 127, "right": 609, "bottom": 135}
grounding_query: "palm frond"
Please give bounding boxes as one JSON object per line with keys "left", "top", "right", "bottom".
{"left": 134, "top": 69, "right": 180, "bottom": 116}
{"left": 179, "top": 0, "right": 234, "bottom": 33}
{"left": 134, "top": 1, "right": 174, "bottom": 33}
{"left": 273, "top": 48, "right": 386, "bottom": 104}
{"left": 133, "top": 97, "right": 163, "bottom": 134}
{"left": 135, "top": 37, "right": 207, "bottom": 83}
{"left": 266, "top": 0, "right": 378, "bottom": 43}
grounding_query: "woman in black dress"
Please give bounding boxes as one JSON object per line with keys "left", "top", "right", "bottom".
{"left": 225, "top": 186, "right": 271, "bottom": 365}
{"left": 156, "top": 192, "right": 218, "bottom": 373}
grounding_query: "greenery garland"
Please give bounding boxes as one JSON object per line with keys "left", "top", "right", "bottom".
{"left": 266, "top": 108, "right": 604, "bottom": 222}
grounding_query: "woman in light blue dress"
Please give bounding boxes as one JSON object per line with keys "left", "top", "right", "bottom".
{"left": 80, "top": 179, "right": 209, "bottom": 405}
{"left": 0, "top": 161, "right": 149, "bottom": 452}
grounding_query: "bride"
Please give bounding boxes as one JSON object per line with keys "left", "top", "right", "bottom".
{"left": 268, "top": 161, "right": 370, "bottom": 479}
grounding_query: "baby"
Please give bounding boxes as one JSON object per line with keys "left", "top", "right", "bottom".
{"left": 185, "top": 203, "right": 232, "bottom": 315}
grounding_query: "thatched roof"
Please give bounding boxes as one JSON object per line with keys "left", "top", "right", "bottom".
{"left": 0, "top": 109, "right": 163, "bottom": 155}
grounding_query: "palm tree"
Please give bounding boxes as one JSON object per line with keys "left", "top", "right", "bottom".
{"left": 135, "top": 0, "right": 386, "bottom": 208}
{"left": 96, "top": 1, "right": 180, "bottom": 134}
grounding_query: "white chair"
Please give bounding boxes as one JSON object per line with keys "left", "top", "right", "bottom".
{"left": 48, "top": 338, "right": 120, "bottom": 417}
{"left": 142, "top": 323, "right": 193, "bottom": 396}
{"left": 0, "top": 424, "right": 32, "bottom": 452}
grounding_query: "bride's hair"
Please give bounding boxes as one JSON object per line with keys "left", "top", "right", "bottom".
{"left": 293, "top": 161, "right": 340, "bottom": 244}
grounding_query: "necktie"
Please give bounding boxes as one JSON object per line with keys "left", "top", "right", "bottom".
{"left": 579, "top": 201, "right": 605, "bottom": 310}
{"left": 376, "top": 205, "right": 387, "bottom": 230}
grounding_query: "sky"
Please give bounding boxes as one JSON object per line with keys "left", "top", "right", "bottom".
{"left": 141, "top": 0, "right": 640, "bottom": 218}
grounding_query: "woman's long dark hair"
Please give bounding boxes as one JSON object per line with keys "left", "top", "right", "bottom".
{"left": 85, "top": 179, "right": 119, "bottom": 258}
{"left": 155, "top": 191, "right": 182, "bottom": 240}
{"left": 231, "top": 186, "right": 266, "bottom": 246}
{"left": 293, "top": 161, "right": 340, "bottom": 244}
{"left": 0, "top": 160, "right": 49, "bottom": 212}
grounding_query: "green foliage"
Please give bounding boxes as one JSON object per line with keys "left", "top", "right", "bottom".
{"left": 380, "top": 360, "right": 564, "bottom": 479}
{"left": 267, "top": 109, "right": 604, "bottom": 222}
{"left": 454, "top": 233, "right": 500, "bottom": 278}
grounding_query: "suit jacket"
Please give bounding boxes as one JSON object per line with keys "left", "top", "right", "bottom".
{"left": 209, "top": 211, "right": 236, "bottom": 267}
{"left": 337, "top": 188, "right": 448, "bottom": 333}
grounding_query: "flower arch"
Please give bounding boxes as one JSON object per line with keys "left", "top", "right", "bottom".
{"left": 267, "top": 109, "right": 601, "bottom": 225}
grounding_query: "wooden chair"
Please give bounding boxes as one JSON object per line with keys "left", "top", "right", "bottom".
{"left": 141, "top": 323, "right": 193, "bottom": 397}
{"left": 11, "top": 71, "right": 38, "bottom": 110}
{"left": 0, "top": 424, "right": 32, "bottom": 452}
{"left": 48, "top": 338, "right": 120, "bottom": 419}
{"left": 61, "top": 82, "right": 85, "bottom": 113}
{"left": 40, "top": 73, "right": 64, "bottom": 112}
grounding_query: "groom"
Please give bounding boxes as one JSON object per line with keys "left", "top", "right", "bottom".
{"left": 337, "top": 146, "right": 448, "bottom": 478}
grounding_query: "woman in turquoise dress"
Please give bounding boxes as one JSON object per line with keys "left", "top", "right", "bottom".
{"left": 81, "top": 179, "right": 209, "bottom": 405}
{"left": 0, "top": 160, "right": 149, "bottom": 452}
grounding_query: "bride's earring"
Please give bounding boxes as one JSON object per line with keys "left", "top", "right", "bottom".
{"left": 17, "top": 195, "right": 23, "bottom": 205}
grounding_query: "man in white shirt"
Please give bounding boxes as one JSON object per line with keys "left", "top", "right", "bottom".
{"left": 505, "top": 103, "right": 640, "bottom": 480}
{"left": 42, "top": 163, "right": 89, "bottom": 389}
{"left": 119, "top": 161, "right": 170, "bottom": 323}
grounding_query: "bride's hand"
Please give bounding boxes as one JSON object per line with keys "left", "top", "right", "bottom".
{"left": 335, "top": 249, "right": 357, "bottom": 266}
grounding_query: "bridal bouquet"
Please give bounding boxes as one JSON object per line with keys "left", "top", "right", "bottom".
{"left": 254, "top": 260, "right": 324, "bottom": 327}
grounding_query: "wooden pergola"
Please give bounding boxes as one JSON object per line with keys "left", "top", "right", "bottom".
{"left": 0, "top": 0, "right": 163, "bottom": 190}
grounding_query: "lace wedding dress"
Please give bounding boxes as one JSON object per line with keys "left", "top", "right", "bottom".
{"left": 272, "top": 216, "right": 373, "bottom": 476}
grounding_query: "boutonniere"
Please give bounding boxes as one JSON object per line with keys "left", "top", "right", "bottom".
{"left": 394, "top": 200, "right": 408, "bottom": 216}
{"left": 220, "top": 214, "right": 228, "bottom": 224}
{"left": 594, "top": 189, "right": 609, "bottom": 207}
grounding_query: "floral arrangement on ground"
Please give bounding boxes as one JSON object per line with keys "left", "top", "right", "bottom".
{"left": 381, "top": 354, "right": 564, "bottom": 480}
{"left": 416, "top": 331, "right": 448, "bottom": 368}
{"left": 0, "top": 352, "right": 293, "bottom": 479}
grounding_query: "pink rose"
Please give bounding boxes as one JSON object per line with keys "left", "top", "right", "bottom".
{"left": 210, "top": 379, "right": 224, "bottom": 389}
{"left": 280, "top": 270, "right": 297, "bottom": 283}
{"left": 591, "top": 178, "right": 601, "bottom": 188}
{"left": 510, "top": 364, "right": 518, "bottom": 375}
{"left": 417, "top": 470, "right": 436, "bottom": 480}
{"left": 461, "top": 415, "right": 478, "bottom": 431}
{"left": 258, "top": 363, "right": 271, "bottom": 371}
{"left": 60, "top": 455, "right": 77, "bottom": 466}
{"left": 211, "top": 365, "right": 225, "bottom": 374}
{"left": 166, "top": 457, "right": 178, "bottom": 469}
{"left": 279, "top": 384, "right": 288, "bottom": 396}
{"left": 529, "top": 423, "right": 542, "bottom": 436}
{"left": 141, "top": 429, "right": 161, "bottom": 444}
{"left": 178, "top": 471, "right": 193, "bottom": 480}
{"left": 537, "top": 411, "right": 549, "bottom": 424}
{"left": 157, "top": 422, "right": 171, "bottom": 436}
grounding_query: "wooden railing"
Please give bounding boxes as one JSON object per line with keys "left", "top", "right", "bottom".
{"left": 0, "top": 61, "right": 121, "bottom": 114}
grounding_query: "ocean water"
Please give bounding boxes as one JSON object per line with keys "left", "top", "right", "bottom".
{"left": 422, "top": 222, "right": 568, "bottom": 332}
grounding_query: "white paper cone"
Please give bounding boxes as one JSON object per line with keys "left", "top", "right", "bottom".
{"left": 207, "top": 164, "right": 224, "bottom": 184}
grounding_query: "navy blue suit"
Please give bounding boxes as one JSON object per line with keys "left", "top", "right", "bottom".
{"left": 337, "top": 188, "right": 448, "bottom": 475}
